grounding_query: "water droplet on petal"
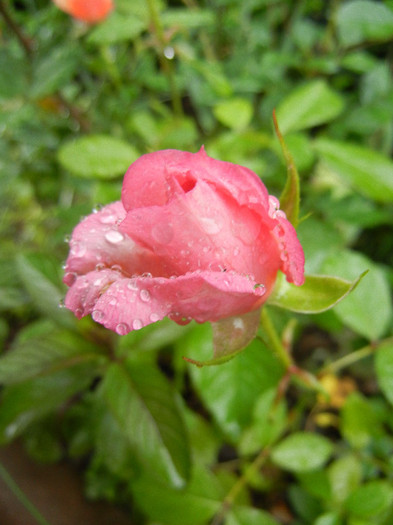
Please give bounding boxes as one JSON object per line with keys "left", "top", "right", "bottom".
{"left": 150, "top": 313, "right": 160, "bottom": 323}
{"left": 127, "top": 281, "right": 138, "bottom": 291}
{"left": 140, "top": 289, "right": 150, "bottom": 302}
{"left": 253, "top": 283, "right": 266, "bottom": 296}
{"left": 115, "top": 322, "right": 129, "bottom": 335}
{"left": 141, "top": 272, "right": 153, "bottom": 279}
{"left": 268, "top": 195, "right": 280, "bottom": 218}
{"left": 92, "top": 309, "right": 104, "bottom": 322}
{"left": 92, "top": 203, "right": 104, "bottom": 213}
{"left": 75, "top": 308, "right": 83, "bottom": 318}
{"left": 105, "top": 230, "right": 124, "bottom": 244}
{"left": 133, "top": 319, "right": 143, "bottom": 330}
{"left": 109, "top": 298, "right": 117, "bottom": 306}
{"left": 110, "top": 264, "right": 122, "bottom": 272}
{"left": 99, "top": 213, "right": 116, "bottom": 224}
{"left": 70, "top": 243, "right": 87, "bottom": 258}
{"left": 95, "top": 262, "right": 105, "bottom": 271}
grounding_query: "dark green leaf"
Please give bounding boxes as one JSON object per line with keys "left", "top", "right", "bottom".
{"left": 0, "top": 330, "right": 107, "bottom": 385}
{"left": 16, "top": 253, "right": 74, "bottom": 329}
{"left": 187, "top": 326, "right": 284, "bottom": 440}
{"left": 100, "top": 361, "right": 190, "bottom": 488}
{"left": 0, "top": 365, "right": 95, "bottom": 444}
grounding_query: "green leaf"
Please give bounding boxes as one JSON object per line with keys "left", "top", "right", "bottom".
{"left": 340, "top": 393, "right": 383, "bottom": 449}
{"left": 0, "top": 365, "right": 95, "bottom": 444}
{"left": 187, "top": 326, "right": 284, "bottom": 440}
{"left": 87, "top": 13, "right": 147, "bottom": 45}
{"left": 30, "top": 45, "right": 80, "bottom": 99}
{"left": 213, "top": 98, "right": 253, "bottom": 130}
{"left": 321, "top": 250, "right": 392, "bottom": 340}
{"left": 328, "top": 454, "right": 362, "bottom": 505}
{"left": 161, "top": 8, "right": 215, "bottom": 29}
{"left": 16, "top": 253, "right": 74, "bottom": 329}
{"left": 185, "top": 309, "right": 261, "bottom": 366}
{"left": 269, "top": 271, "right": 365, "bottom": 314}
{"left": 0, "top": 330, "right": 107, "bottom": 385}
{"left": 346, "top": 480, "right": 393, "bottom": 518}
{"left": 275, "top": 80, "right": 344, "bottom": 134}
{"left": 271, "top": 432, "right": 333, "bottom": 473}
{"left": 227, "top": 505, "right": 280, "bottom": 525}
{"left": 314, "top": 513, "right": 342, "bottom": 525}
{"left": 375, "top": 342, "right": 393, "bottom": 405}
{"left": 314, "top": 138, "right": 393, "bottom": 202}
{"left": 100, "top": 361, "right": 190, "bottom": 488}
{"left": 273, "top": 111, "right": 300, "bottom": 227}
{"left": 131, "top": 465, "right": 222, "bottom": 525}
{"left": 337, "top": 1, "right": 393, "bottom": 47}
{"left": 58, "top": 135, "right": 139, "bottom": 179}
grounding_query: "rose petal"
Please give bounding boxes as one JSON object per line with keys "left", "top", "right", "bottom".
{"left": 273, "top": 215, "right": 305, "bottom": 286}
{"left": 63, "top": 201, "right": 169, "bottom": 279}
{"left": 121, "top": 148, "right": 270, "bottom": 216}
{"left": 85, "top": 270, "right": 267, "bottom": 334}
{"left": 120, "top": 179, "right": 280, "bottom": 290}
{"left": 64, "top": 269, "right": 121, "bottom": 318}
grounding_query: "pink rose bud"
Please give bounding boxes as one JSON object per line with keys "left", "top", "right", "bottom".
{"left": 63, "top": 148, "right": 304, "bottom": 336}
{"left": 52, "top": 0, "right": 113, "bottom": 23}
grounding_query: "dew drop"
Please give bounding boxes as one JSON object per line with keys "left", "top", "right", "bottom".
{"left": 92, "top": 203, "right": 104, "bottom": 213}
{"left": 64, "top": 234, "right": 71, "bottom": 243}
{"left": 105, "top": 230, "right": 124, "bottom": 244}
{"left": 115, "top": 322, "right": 129, "bottom": 335}
{"left": 70, "top": 243, "right": 87, "bottom": 258}
{"left": 133, "top": 319, "right": 143, "bottom": 330}
{"left": 99, "top": 213, "right": 116, "bottom": 224}
{"left": 127, "top": 281, "right": 138, "bottom": 291}
{"left": 140, "top": 289, "right": 150, "bottom": 302}
{"left": 92, "top": 309, "right": 104, "bottom": 322}
{"left": 58, "top": 298, "right": 65, "bottom": 308}
{"left": 253, "top": 283, "right": 266, "bottom": 296}
{"left": 141, "top": 272, "right": 153, "bottom": 278}
{"left": 95, "top": 262, "right": 105, "bottom": 271}
{"left": 150, "top": 313, "right": 160, "bottom": 323}
{"left": 110, "top": 264, "right": 122, "bottom": 272}
{"left": 109, "top": 298, "right": 117, "bottom": 306}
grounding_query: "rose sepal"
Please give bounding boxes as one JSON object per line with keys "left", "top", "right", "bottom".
{"left": 273, "top": 110, "right": 300, "bottom": 228}
{"left": 268, "top": 271, "right": 368, "bottom": 314}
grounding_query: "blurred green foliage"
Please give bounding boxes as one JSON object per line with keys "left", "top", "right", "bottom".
{"left": 1, "top": 0, "right": 393, "bottom": 524}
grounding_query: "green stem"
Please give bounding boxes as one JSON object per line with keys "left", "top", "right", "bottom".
{"left": 146, "top": 0, "right": 183, "bottom": 118}
{"left": 321, "top": 337, "right": 393, "bottom": 375}
{"left": 260, "top": 307, "right": 292, "bottom": 369}
{"left": 211, "top": 447, "right": 270, "bottom": 525}
{"left": 0, "top": 462, "right": 51, "bottom": 525}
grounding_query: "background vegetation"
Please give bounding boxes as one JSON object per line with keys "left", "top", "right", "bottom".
{"left": 1, "top": 0, "right": 393, "bottom": 524}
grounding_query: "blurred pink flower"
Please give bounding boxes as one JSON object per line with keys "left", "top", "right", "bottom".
{"left": 52, "top": 0, "right": 113, "bottom": 23}
{"left": 63, "top": 148, "right": 304, "bottom": 338}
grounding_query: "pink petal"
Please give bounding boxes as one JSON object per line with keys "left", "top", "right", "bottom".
{"left": 121, "top": 148, "right": 270, "bottom": 216}
{"left": 63, "top": 201, "right": 170, "bottom": 282}
{"left": 120, "top": 178, "right": 280, "bottom": 291}
{"left": 84, "top": 270, "right": 268, "bottom": 335}
{"left": 273, "top": 215, "right": 305, "bottom": 286}
{"left": 64, "top": 269, "right": 121, "bottom": 318}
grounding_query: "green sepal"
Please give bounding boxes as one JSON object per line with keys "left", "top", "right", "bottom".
{"left": 183, "top": 309, "right": 261, "bottom": 367}
{"left": 273, "top": 110, "right": 300, "bottom": 227}
{"left": 269, "top": 271, "right": 368, "bottom": 313}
